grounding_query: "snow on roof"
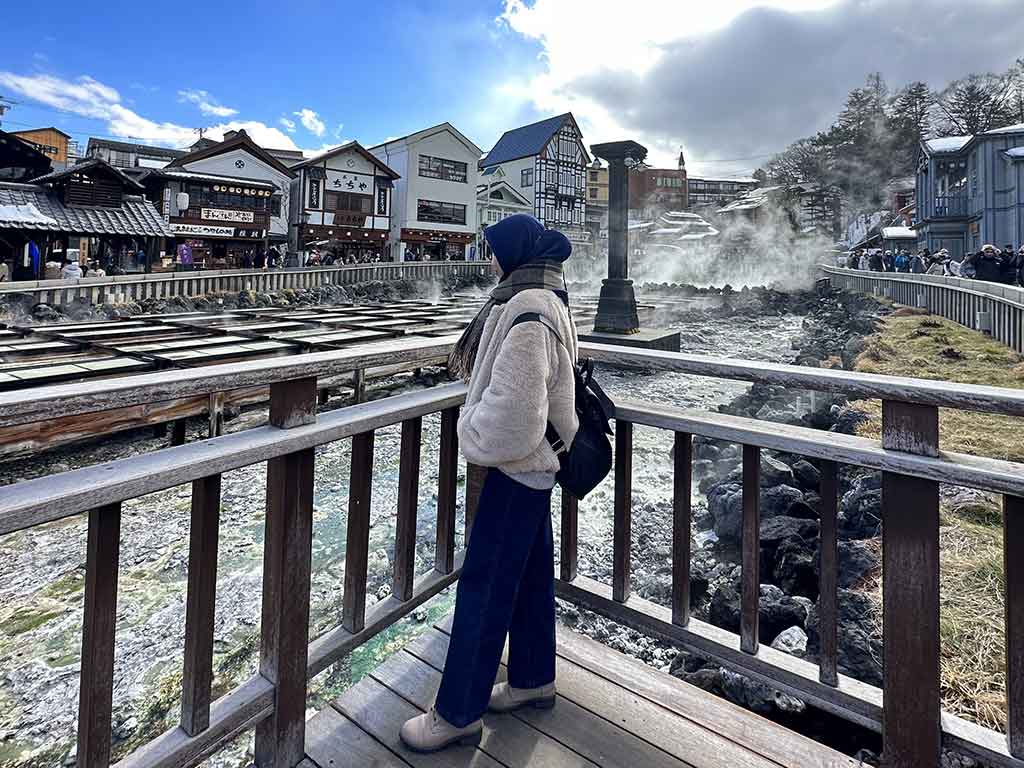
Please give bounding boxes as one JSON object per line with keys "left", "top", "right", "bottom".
{"left": 689, "top": 176, "right": 759, "bottom": 184}
{"left": 924, "top": 135, "right": 971, "bottom": 154}
{"left": 1005, "top": 147, "right": 1024, "bottom": 158}
{"left": 881, "top": 226, "right": 917, "bottom": 240}
{"left": 983, "top": 122, "right": 1024, "bottom": 135}
{"left": 0, "top": 202, "right": 58, "bottom": 227}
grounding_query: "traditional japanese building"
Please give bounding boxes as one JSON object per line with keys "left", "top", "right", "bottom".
{"left": 914, "top": 123, "right": 1024, "bottom": 258}
{"left": 288, "top": 141, "right": 399, "bottom": 262}
{"left": 9, "top": 127, "right": 73, "bottom": 168}
{"left": 479, "top": 113, "right": 590, "bottom": 244}
{"left": 85, "top": 138, "right": 187, "bottom": 173}
{"left": 141, "top": 129, "right": 295, "bottom": 267}
{"left": 0, "top": 158, "right": 171, "bottom": 278}
{"left": 369, "top": 123, "right": 482, "bottom": 261}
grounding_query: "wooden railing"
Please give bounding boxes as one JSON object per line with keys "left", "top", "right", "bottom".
{"left": 1, "top": 338, "right": 1024, "bottom": 767}
{"left": 0, "top": 261, "right": 489, "bottom": 307}
{"left": 931, "top": 194, "right": 969, "bottom": 218}
{"left": 823, "top": 265, "right": 1024, "bottom": 353}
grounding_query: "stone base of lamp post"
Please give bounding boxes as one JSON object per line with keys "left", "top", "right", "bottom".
{"left": 593, "top": 278, "right": 639, "bottom": 334}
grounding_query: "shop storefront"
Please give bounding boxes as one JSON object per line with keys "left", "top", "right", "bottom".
{"left": 299, "top": 222, "right": 388, "bottom": 263}
{"left": 400, "top": 227, "right": 474, "bottom": 261}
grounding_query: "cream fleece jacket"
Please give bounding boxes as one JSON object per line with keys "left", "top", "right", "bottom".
{"left": 458, "top": 288, "right": 579, "bottom": 489}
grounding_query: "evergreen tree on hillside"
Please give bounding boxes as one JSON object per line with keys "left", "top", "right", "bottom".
{"left": 934, "top": 71, "right": 1017, "bottom": 135}
{"left": 888, "top": 81, "right": 934, "bottom": 176}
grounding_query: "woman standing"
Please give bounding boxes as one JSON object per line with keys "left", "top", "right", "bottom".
{"left": 400, "top": 213, "right": 578, "bottom": 752}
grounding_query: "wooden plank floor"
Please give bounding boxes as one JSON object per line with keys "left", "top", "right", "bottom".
{"left": 304, "top": 616, "right": 863, "bottom": 768}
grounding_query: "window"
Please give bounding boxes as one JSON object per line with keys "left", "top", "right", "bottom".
{"left": 589, "top": 187, "right": 598, "bottom": 199}
{"left": 521, "top": 168, "right": 533, "bottom": 187}
{"left": 589, "top": 171, "right": 598, "bottom": 182}
{"left": 417, "top": 199, "right": 466, "bottom": 225}
{"left": 418, "top": 155, "right": 468, "bottom": 183}
{"left": 271, "top": 196, "right": 282, "bottom": 217}
{"left": 325, "top": 191, "right": 372, "bottom": 213}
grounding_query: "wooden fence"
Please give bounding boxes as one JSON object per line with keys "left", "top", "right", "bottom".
{"left": 0, "top": 262, "right": 488, "bottom": 307}
{"left": 823, "top": 265, "right": 1024, "bottom": 353}
{"left": 1, "top": 337, "right": 1023, "bottom": 767}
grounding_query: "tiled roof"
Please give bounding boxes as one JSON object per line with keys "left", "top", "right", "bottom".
{"left": 30, "top": 157, "right": 145, "bottom": 190}
{"left": 481, "top": 114, "right": 571, "bottom": 167}
{"left": 0, "top": 183, "right": 172, "bottom": 237}
{"left": 143, "top": 168, "right": 278, "bottom": 189}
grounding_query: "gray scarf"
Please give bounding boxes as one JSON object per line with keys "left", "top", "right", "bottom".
{"left": 448, "top": 261, "right": 567, "bottom": 380}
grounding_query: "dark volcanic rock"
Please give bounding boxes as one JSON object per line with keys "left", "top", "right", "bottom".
{"left": 806, "top": 588, "right": 882, "bottom": 685}
{"left": 709, "top": 581, "right": 809, "bottom": 643}
{"left": 791, "top": 459, "right": 821, "bottom": 491}
{"left": 760, "top": 455, "right": 795, "bottom": 487}
{"left": 839, "top": 473, "right": 883, "bottom": 539}
{"left": 761, "top": 485, "right": 805, "bottom": 518}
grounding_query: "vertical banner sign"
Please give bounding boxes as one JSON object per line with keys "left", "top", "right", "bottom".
{"left": 309, "top": 180, "right": 321, "bottom": 209}
{"left": 377, "top": 186, "right": 387, "bottom": 215}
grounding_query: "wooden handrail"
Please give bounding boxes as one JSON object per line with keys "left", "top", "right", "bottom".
{"left": 3, "top": 334, "right": 1024, "bottom": 767}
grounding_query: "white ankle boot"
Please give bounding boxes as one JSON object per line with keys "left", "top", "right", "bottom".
{"left": 488, "top": 681, "right": 557, "bottom": 713}
{"left": 399, "top": 706, "right": 482, "bottom": 753}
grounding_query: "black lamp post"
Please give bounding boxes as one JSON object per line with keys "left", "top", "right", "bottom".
{"left": 590, "top": 140, "right": 646, "bottom": 334}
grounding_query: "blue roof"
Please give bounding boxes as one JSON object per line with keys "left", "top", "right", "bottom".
{"left": 481, "top": 113, "right": 579, "bottom": 167}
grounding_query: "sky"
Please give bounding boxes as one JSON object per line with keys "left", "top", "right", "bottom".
{"left": 1, "top": 0, "right": 1022, "bottom": 178}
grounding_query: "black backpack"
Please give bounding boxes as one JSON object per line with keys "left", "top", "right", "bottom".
{"left": 509, "top": 312, "right": 614, "bottom": 499}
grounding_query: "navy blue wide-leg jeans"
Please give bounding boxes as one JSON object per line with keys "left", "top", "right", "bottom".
{"left": 434, "top": 467, "right": 556, "bottom": 728}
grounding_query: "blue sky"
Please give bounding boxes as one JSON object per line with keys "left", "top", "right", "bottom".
{"left": 1, "top": 0, "right": 545, "bottom": 155}
{"left": 2, "top": 1, "right": 1022, "bottom": 176}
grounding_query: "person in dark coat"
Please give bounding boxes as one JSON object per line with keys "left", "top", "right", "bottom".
{"left": 868, "top": 250, "right": 884, "bottom": 272}
{"left": 974, "top": 245, "right": 1002, "bottom": 282}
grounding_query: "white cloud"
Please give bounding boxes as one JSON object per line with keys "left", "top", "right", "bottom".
{"left": 495, "top": 0, "right": 840, "bottom": 168}
{"left": 293, "top": 108, "right": 326, "bottom": 137}
{"left": 279, "top": 117, "right": 296, "bottom": 132}
{"left": 0, "top": 70, "right": 300, "bottom": 151}
{"left": 178, "top": 88, "right": 238, "bottom": 117}
{"left": 333, "top": 122, "right": 345, "bottom": 140}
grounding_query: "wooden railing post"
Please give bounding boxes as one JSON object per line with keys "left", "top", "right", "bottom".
{"left": 672, "top": 432, "right": 692, "bottom": 626}
{"left": 560, "top": 491, "right": 578, "bottom": 582}
{"left": 1005, "top": 495, "right": 1024, "bottom": 758}
{"left": 435, "top": 407, "right": 459, "bottom": 574}
{"left": 881, "top": 400, "right": 940, "bottom": 768}
{"left": 818, "top": 460, "right": 839, "bottom": 687}
{"left": 393, "top": 417, "right": 422, "bottom": 602}
{"left": 181, "top": 474, "right": 222, "bottom": 736}
{"left": 741, "top": 444, "right": 760, "bottom": 654}
{"left": 77, "top": 503, "right": 121, "bottom": 768}
{"left": 613, "top": 420, "right": 633, "bottom": 603}
{"left": 465, "top": 463, "right": 487, "bottom": 545}
{"left": 343, "top": 430, "right": 375, "bottom": 634}
{"left": 255, "top": 378, "right": 316, "bottom": 768}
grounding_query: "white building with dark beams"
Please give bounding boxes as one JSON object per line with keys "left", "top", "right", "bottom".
{"left": 479, "top": 113, "right": 590, "bottom": 243}
{"left": 369, "top": 123, "right": 482, "bottom": 261}
{"left": 288, "top": 141, "right": 400, "bottom": 261}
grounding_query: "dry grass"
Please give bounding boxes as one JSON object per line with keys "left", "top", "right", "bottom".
{"left": 847, "top": 314, "right": 1018, "bottom": 730}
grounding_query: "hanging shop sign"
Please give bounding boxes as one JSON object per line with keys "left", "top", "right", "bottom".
{"left": 308, "top": 179, "right": 321, "bottom": 209}
{"left": 171, "top": 222, "right": 235, "bottom": 237}
{"left": 201, "top": 207, "right": 255, "bottom": 223}
{"left": 326, "top": 169, "right": 372, "bottom": 194}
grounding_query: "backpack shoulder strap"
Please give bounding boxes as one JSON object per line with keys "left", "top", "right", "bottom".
{"left": 507, "top": 311, "right": 571, "bottom": 456}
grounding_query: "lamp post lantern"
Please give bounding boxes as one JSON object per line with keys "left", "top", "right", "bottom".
{"left": 590, "top": 140, "right": 646, "bottom": 334}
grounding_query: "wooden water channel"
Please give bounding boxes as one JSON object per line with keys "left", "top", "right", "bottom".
{"left": 822, "top": 265, "right": 1024, "bottom": 353}
{"left": 1, "top": 330, "right": 1024, "bottom": 767}
{"left": 0, "top": 261, "right": 488, "bottom": 308}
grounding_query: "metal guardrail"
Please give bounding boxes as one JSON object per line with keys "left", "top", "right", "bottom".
{"left": 822, "top": 265, "right": 1024, "bottom": 353}
{"left": 2, "top": 338, "right": 1024, "bottom": 766}
{"left": 0, "top": 262, "right": 489, "bottom": 307}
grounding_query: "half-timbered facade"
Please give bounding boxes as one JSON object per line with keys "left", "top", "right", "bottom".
{"left": 479, "top": 113, "right": 590, "bottom": 243}
{"left": 288, "top": 142, "right": 399, "bottom": 262}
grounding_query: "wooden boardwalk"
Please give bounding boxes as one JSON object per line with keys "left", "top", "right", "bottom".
{"left": 302, "top": 615, "right": 862, "bottom": 768}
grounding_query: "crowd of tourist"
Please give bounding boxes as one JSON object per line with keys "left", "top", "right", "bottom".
{"left": 844, "top": 243, "right": 1024, "bottom": 285}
